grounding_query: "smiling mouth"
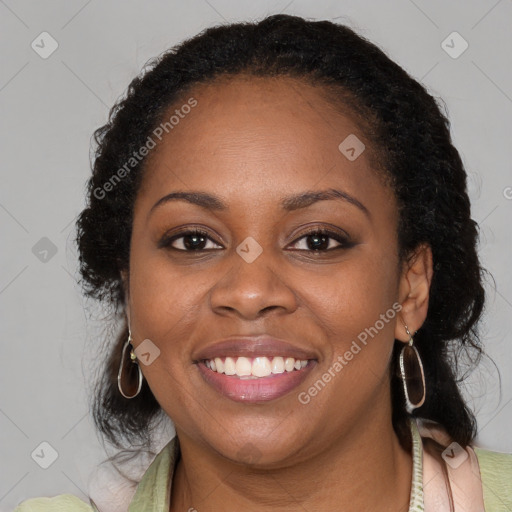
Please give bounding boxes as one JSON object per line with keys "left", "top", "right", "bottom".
{"left": 196, "top": 355, "right": 316, "bottom": 403}
{"left": 202, "top": 355, "right": 310, "bottom": 378}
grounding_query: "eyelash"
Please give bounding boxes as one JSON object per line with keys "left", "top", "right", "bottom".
{"left": 159, "top": 227, "right": 353, "bottom": 253}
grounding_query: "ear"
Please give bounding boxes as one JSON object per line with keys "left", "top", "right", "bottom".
{"left": 394, "top": 244, "right": 433, "bottom": 342}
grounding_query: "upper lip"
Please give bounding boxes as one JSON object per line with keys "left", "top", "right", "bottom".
{"left": 193, "top": 335, "right": 319, "bottom": 362}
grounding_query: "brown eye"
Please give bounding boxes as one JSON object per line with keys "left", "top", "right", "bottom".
{"left": 159, "top": 229, "right": 223, "bottom": 251}
{"left": 304, "top": 232, "right": 331, "bottom": 251}
{"left": 288, "top": 229, "right": 353, "bottom": 252}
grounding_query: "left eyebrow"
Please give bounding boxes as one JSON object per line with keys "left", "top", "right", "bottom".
{"left": 280, "top": 188, "right": 370, "bottom": 218}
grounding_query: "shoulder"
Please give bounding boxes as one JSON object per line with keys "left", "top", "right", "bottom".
{"left": 12, "top": 439, "right": 180, "bottom": 512}
{"left": 14, "top": 494, "right": 95, "bottom": 511}
{"left": 474, "top": 446, "right": 512, "bottom": 476}
{"left": 474, "top": 446, "right": 512, "bottom": 508}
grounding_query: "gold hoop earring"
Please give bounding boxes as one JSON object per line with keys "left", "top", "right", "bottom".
{"left": 117, "top": 328, "right": 143, "bottom": 399}
{"left": 399, "top": 325, "right": 426, "bottom": 413}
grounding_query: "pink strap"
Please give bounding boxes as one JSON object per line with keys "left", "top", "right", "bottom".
{"left": 418, "top": 420, "right": 485, "bottom": 512}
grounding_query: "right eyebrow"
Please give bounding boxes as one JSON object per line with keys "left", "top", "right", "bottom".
{"left": 149, "top": 191, "right": 227, "bottom": 217}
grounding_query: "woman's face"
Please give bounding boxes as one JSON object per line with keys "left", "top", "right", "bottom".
{"left": 127, "top": 75, "right": 406, "bottom": 466}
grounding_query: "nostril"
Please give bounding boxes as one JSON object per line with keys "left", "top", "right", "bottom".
{"left": 260, "top": 305, "right": 280, "bottom": 314}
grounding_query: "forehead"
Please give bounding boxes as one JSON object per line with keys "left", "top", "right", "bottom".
{"left": 137, "top": 75, "right": 390, "bottom": 212}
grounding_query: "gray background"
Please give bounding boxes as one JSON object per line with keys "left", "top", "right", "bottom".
{"left": 1, "top": 0, "right": 511, "bottom": 510}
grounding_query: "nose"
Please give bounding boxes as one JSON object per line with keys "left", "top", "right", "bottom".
{"left": 209, "top": 248, "right": 298, "bottom": 320}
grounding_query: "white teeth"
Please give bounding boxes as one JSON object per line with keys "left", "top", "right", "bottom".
{"left": 285, "top": 357, "right": 295, "bottom": 372}
{"left": 224, "top": 357, "right": 236, "bottom": 375}
{"left": 271, "top": 356, "right": 285, "bottom": 374}
{"left": 252, "top": 357, "right": 272, "bottom": 377}
{"left": 204, "top": 356, "right": 309, "bottom": 377}
{"left": 235, "top": 356, "right": 252, "bottom": 376}
{"left": 214, "top": 357, "right": 224, "bottom": 373}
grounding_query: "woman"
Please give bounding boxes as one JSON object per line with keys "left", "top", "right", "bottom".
{"left": 16, "top": 14, "right": 512, "bottom": 512}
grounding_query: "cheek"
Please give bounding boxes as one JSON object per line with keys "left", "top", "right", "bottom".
{"left": 298, "top": 246, "right": 400, "bottom": 402}
{"left": 302, "top": 248, "right": 398, "bottom": 335}
{"left": 127, "top": 250, "right": 206, "bottom": 415}
{"left": 130, "top": 239, "right": 199, "bottom": 312}
{"left": 127, "top": 244, "right": 205, "bottom": 369}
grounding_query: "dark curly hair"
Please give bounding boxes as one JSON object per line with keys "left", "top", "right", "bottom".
{"left": 76, "top": 14, "right": 486, "bottom": 454}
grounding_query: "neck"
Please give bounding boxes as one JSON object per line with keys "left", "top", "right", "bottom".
{"left": 170, "top": 411, "right": 413, "bottom": 512}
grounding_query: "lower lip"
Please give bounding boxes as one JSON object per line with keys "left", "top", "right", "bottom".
{"left": 196, "top": 361, "right": 316, "bottom": 403}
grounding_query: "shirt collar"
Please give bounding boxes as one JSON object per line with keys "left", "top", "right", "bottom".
{"left": 128, "top": 436, "right": 180, "bottom": 512}
{"left": 409, "top": 417, "right": 425, "bottom": 511}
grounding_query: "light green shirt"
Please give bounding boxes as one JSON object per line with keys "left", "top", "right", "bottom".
{"left": 14, "top": 419, "right": 512, "bottom": 511}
